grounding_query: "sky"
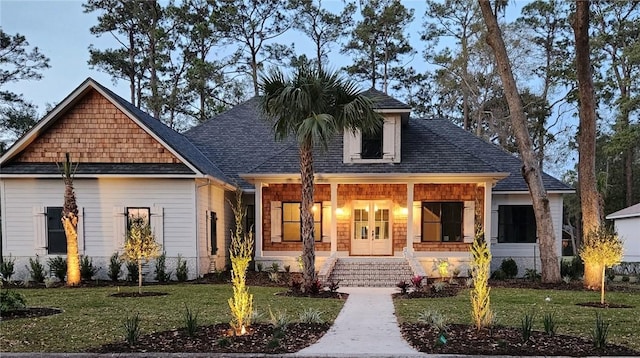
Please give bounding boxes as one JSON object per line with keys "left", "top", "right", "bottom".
{"left": 0, "top": 0, "right": 528, "bottom": 112}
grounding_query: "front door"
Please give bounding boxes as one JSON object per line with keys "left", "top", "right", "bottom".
{"left": 351, "top": 201, "right": 393, "bottom": 255}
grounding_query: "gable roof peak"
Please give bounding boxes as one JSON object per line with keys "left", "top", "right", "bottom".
{"left": 361, "top": 88, "right": 412, "bottom": 111}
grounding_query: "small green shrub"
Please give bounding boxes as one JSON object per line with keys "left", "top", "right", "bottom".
{"left": 283, "top": 265, "right": 291, "bottom": 273}
{"left": 123, "top": 313, "right": 141, "bottom": 345}
{"left": 308, "top": 279, "right": 323, "bottom": 294}
{"left": 432, "top": 281, "right": 447, "bottom": 292}
{"left": 268, "top": 271, "right": 280, "bottom": 284}
{"left": 543, "top": 312, "right": 556, "bottom": 335}
{"left": 80, "top": 256, "right": 98, "bottom": 281}
{"left": 154, "top": 252, "right": 171, "bottom": 282}
{"left": 256, "top": 262, "right": 264, "bottom": 272}
{"left": 592, "top": 312, "right": 609, "bottom": 348}
{"left": 108, "top": 253, "right": 123, "bottom": 282}
{"left": 176, "top": 255, "right": 189, "bottom": 282}
{"left": 270, "top": 262, "right": 280, "bottom": 273}
{"left": 299, "top": 308, "right": 324, "bottom": 324}
{"left": 268, "top": 307, "right": 289, "bottom": 330}
{"left": 490, "top": 268, "right": 507, "bottom": 280}
{"left": 523, "top": 268, "right": 541, "bottom": 281}
{"left": 521, "top": 311, "right": 535, "bottom": 342}
{"left": 500, "top": 258, "right": 518, "bottom": 278}
{"left": 126, "top": 261, "right": 139, "bottom": 282}
{"left": 326, "top": 279, "right": 340, "bottom": 293}
{"left": 48, "top": 256, "right": 67, "bottom": 282}
{"left": 27, "top": 255, "right": 46, "bottom": 283}
{"left": 0, "top": 255, "right": 16, "bottom": 281}
{"left": 0, "top": 289, "right": 27, "bottom": 313}
{"left": 397, "top": 280, "right": 410, "bottom": 295}
{"left": 183, "top": 305, "right": 199, "bottom": 337}
{"left": 561, "top": 256, "right": 584, "bottom": 279}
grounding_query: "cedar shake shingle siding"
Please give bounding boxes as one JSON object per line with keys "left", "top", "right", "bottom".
{"left": 15, "top": 89, "right": 180, "bottom": 164}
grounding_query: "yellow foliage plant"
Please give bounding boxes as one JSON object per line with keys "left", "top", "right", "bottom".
{"left": 121, "top": 217, "right": 161, "bottom": 294}
{"left": 228, "top": 189, "right": 255, "bottom": 335}
{"left": 470, "top": 231, "right": 493, "bottom": 330}
{"left": 579, "top": 226, "right": 623, "bottom": 304}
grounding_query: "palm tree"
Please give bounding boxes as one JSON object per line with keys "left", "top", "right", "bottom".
{"left": 60, "top": 153, "right": 81, "bottom": 286}
{"left": 259, "top": 66, "right": 382, "bottom": 291}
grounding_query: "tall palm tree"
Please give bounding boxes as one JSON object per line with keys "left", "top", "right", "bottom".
{"left": 259, "top": 66, "right": 382, "bottom": 291}
{"left": 60, "top": 153, "right": 81, "bottom": 286}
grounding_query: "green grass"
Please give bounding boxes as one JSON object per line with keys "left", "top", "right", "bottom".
{"left": 0, "top": 284, "right": 344, "bottom": 352}
{"left": 394, "top": 287, "right": 640, "bottom": 350}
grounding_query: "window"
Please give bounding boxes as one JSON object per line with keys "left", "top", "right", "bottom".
{"left": 421, "top": 202, "right": 463, "bottom": 242}
{"left": 361, "top": 129, "right": 383, "bottom": 159}
{"left": 282, "top": 202, "right": 321, "bottom": 242}
{"left": 47, "top": 207, "right": 66, "bottom": 254}
{"left": 498, "top": 205, "right": 536, "bottom": 243}
{"left": 127, "top": 207, "right": 150, "bottom": 230}
{"left": 246, "top": 205, "right": 255, "bottom": 233}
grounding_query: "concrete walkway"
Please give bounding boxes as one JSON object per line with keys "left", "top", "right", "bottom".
{"left": 294, "top": 287, "right": 426, "bottom": 357}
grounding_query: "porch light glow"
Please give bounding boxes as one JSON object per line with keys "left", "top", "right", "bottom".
{"left": 335, "top": 208, "right": 345, "bottom": 216}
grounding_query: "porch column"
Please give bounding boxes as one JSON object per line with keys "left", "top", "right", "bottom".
{"left": 255, "top": 182, "right": 263, "bottom": 258}
{"left": 330, "top": 182, "right": 338, "bottom": 252}
{"left": 406, "top": 182, "right": 414, "bottom": 253}
{"left": 483, "top": 181, "right": 493, "bottom": 246}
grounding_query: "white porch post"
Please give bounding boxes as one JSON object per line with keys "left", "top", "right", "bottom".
{"left": 483, "top": 182, "right": 492, "bottom": 246}
{"left": 406, "top": 182, "right": 414, "bottom": 253}
{"left": 255, "top": 182, "right": 263, "bottom": 258}
{"left": 330, "top": 182, "right": 338, "bottom": 252}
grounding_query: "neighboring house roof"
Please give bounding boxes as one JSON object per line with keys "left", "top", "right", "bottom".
{"left": 606, "top": 203, "right": 640, "bottom": 220}
{"left": 0, "top": 78, "right": 230, "bottom": 185}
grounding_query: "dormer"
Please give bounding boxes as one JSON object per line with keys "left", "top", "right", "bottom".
{"left": 343, "top": 88, "right": 412, "bottom": 164}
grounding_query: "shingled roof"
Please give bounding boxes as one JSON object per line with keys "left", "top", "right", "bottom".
{"left": 361, "top": 88, "right": 412, "bottom": 110}
{"left": 185, "top": 97, "right": 570, "bottom": 192}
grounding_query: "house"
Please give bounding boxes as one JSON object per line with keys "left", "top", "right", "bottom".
{"left": 606, "top": 203, "right": 640, "bottom": 262}
{"left": 0, "top": 78, "right": 572, "bottom": 282}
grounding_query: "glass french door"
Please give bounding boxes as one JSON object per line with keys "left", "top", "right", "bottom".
{"left": 351, "top": 201, "right": 392, "bottom": 255}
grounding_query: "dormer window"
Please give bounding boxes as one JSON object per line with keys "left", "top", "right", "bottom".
{"left": 361, "top": 129, "right": 383, "bottom": 159}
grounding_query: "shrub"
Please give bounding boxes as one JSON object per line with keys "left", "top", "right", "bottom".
{"left": 289, "top": 278, "right": 303, "bottom": 293}
{"left": 183, "top": 305, "right": 199, "bottom": 337}
{"left": 0, "top": 255, "right": 16, "bottom": 281}
{"left": 27, "top": 255, "right": 46, "bottom": 283}
{"left": 411, "top": 275, "right": 425, "bottom": 289}
{"left": 500, "top": 258, "right": 518, "bottom": 278}
{"left": 470, "top": 233, "right": 492, "bottom": 330}
{"left": 108, "top": 252, "right": 123, "bottom": 282}
{"left": 561, "top": 256, "right": 584, "bottom": 279}
{"left": 284, "top": 265, "right": 291, "bottom": 273}
{"left": 80, "top": 256, "right": 98, "bottom": 281}
{"left": 123, "top": 313, "right": 141, "bottom": 345}
{"left": 435, "top": 258, "right": 450, "bottom": 279}
{"left": 154, "top": 252, "right": 172, "bottom": 283}
{"left": 432, "top": 281, "right": 447, "bottom": 292}
{"left": 0, "top": 289, "right": 26, "bottom": 313}
{"left": 396, "top": 280, "right": 410, "bottom": 295}
{"left": 268, "top": 271, "right": 280, "bottom": 284}
{"left": 543, "top": 312, "right": 556, "bottom": 336}
{"left": 326, "top": 279, "right": 340, "bottom": 293}
{"left": 308, "top": 279, "right": 323, "bottom": 295}
{"left": 580, "top": 226, "right": 623, "bottom": 298}
{"left": 48, "top": 256, "right": 67, "bottom": 282}
{"left": 175, "top": 255, "right": 189, "bottom": 282}
{"left": 44, "top": 276, "right": 58, "bottom": 288}
{"left": 270, "top": 262, "right": 280, "bottom": 273}
{"left": 268, "top": 307, "right": 290, "bottom": 330}
{"left": 592, "top": 312, "right": 610, "bottom": 349}
{"left": 256, "top": 262, "right": 264, "bottom": 272}
{"left": 299, "top": 308, "right": 324, "bottom": 324}
{"left": 523, "top": 268, "right": 541, "bottom": 281}
{"left": 490, "top": 268, "right": 507, "bottom": 280}
{"left": 126, "top": 261, "right": 139, "bottom": 282}
{"left": 521, "top": 311, "right": 535, "bottom": 342}
{"left": 417, "top": 310, "right": 448, "bottom": 334}
{"left": 122, "top": 217, "right": 161, "bottom": 294}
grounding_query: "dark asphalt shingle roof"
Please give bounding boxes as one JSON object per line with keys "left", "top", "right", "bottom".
{"left": 185, "top": 97, "right": 570, "bottom": 192}
{"left": 0, "top": 163, "right": 194, "bottom": 175}
{"left": 361, "top": 88, "right": 412, "bottom": 110}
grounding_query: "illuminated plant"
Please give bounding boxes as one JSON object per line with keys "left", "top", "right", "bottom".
{"left": 121, "top": 217, "right": 161, "bottom": 294}
{"left": 228, "top": 189, "right": 255, "bottom": 335}
{"left": 436, "top": 258, "right": 450, "bottom": 280}
{"left": 470, "top": 231, "right": 492, "bottom": 330}
{"left": 579, "top": 227, "right": 623, "bottom": 304}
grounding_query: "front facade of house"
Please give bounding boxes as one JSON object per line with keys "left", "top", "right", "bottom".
{"left": 0, "top": 79, "right": 571, "bottom": 281}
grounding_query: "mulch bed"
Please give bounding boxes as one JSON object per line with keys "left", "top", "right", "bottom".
{"left": 489, "top": 279, "right": 640, "bottom": 293}
{"left": 393, "top": 285, "right": 463, "bottom": 299}
{"left": 110, "top": 291, "right": 169, "bottom": 298}
{"left": 87, "top": 322, "right": 330, "bottom": 354}
{"left": 575, "top": 302, "right": 634, "bottom": 309}
{"left": 275, "top": 290, "right": 349, "bottom": 299}
{"left": 1, "top": 307, "right": 63, "bottom": 320}
{"left": 401, "top": 323, "right": 640, "bottom": 356}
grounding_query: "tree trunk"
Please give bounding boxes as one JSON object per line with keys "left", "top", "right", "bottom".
{"left": 572, "top": 0, "right": 604, "bottom": 290}
{"left": 479, "top": 0, "right": 560, "bottom": 283}
{"left": 138, "top": 259, "right": 143, "bottom": 295}
{"left": 299, "top": 140, "right": 316, "bottom": 291}
{"left": 63, "top": 217, "right": 81, "bottom": 286}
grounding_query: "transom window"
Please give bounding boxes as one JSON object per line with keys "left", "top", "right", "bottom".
{"left": 282, "top": 202, "right": 321, "bottom": 242}
{"left": 47, "top": 207, "right": 66, "bottom": 254}
{"left": 421, "top": 202, "right": 463, "bottom": 242}
{"left": 127, "top": 207, "right": 150, "bottom": 230}
{"left": 498, "top": 205, "right": 536, "bottom": 243}
{"left": 361, "top": 129, "right": 383, "bottom": 159}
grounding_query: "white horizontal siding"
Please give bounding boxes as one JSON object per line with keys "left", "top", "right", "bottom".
{"left": 2, "top": 177, "right": 196, "bottom": 259}
{"left": 490, "top": 193, "right": 564, "bottom": 273}
{"left": 615, "top": 217, "right": 640, "bottom": 262}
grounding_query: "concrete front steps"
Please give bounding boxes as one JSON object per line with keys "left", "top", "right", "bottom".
{"left": 327, "top": 257, "right": 415, "bottom": 287}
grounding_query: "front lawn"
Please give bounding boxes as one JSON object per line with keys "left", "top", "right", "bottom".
{"left": 0, "top": 284, "right": 344, "bottom": 352}
{"left": 394, "top": 287, "right": 640, "bottom": 351}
